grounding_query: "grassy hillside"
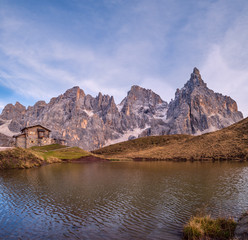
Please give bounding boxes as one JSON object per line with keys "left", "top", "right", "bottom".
{"left": 0, "top": 144, "right": 93, "bottom": 170}
{"left": 0, "top": 147, "right": 60, "bottom": 169}
{"left": 30, "top": 144, "right": 91, "bottom": 160}
{"left": 92, "top": 118, "right": 248, "bottom": 161}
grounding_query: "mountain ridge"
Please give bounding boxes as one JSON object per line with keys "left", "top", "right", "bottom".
{"left": 0, "top": 68, "right": 243, "bottom": 150}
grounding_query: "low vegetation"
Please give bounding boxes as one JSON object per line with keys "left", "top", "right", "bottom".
{"left": 0, "top": 147, "right": 60, "bottom": 169}
{"left": 30, "top": 144, "right": 91, "bottom": 160}
{"left": 93, "top": 118, "right": 248, "bottom": 161}
{"left": 183, "top": 215, "right": 237, "bottom": 240}
{"left": 0, "top": 144, "right": 92, "bottom": 169}
{"left": 30, "top": 144, "right": 67, "bottom": 152}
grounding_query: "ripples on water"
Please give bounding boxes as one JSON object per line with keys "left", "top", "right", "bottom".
{"left": 0, "top": 162, "right": 248, "bottom": 240}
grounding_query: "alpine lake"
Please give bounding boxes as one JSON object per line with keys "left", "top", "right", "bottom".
{"left": 1, "top": 161, "right": 248, "bottom": 240}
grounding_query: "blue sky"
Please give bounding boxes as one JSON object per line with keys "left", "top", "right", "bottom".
{"left": 0, "top": 0, "right": 248, "bottom": 116}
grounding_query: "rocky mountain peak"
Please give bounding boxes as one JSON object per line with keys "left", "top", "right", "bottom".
{"left": 27, "top": 101, "right": 47, "bottom": 119}
{"left": 15, "top": 101, "right": 26, "bottom": 109}
{"left": 1, "top": 102, "right": 26, "bottom": 120}
{"left": 130, "top": 85, "right": 142, "bottom": 92}
{"left": 63, "top": 86, "right": 85, "bottom": 100}
{"left": 184, "top": 67, "right": 207, "bottom": 91}
{"left": 119, "top": 85, "right": 168, "bottom": 128}
{"left": 193, "top": 67, "right": 201, "bottom": 78}
{"left": 95, "top": 93, "right": 112, "bottom": 108}
{"left": 167, "top": 68, "right": 243, "bottom": 135}
{"left": 33, "top": 101, "right": 47, "bottom": 107}
{"left": 97, "top": 92, "right": 103, "bottom": 98}
{"left": 123, "top": 85, "right": 165, "bottom": 106}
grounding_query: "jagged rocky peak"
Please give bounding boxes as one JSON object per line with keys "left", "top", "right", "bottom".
{"left": 167, "top": 67, "right": 243, "bottom": 135}
{"left": 62, "top": 86, "right": 85, "bottom": 100}
{"left": 27, "top": 100, "right": 47, "bottom": 110}
{"left": 15, "top": 101, "right": 26, "bottom": 110}
{"left": 120, "top": 85, "right": 168, "bottom": 116}
{"left": 96, "top": 92, "right": 111, "bottom": 106}
{"left": 183, "top": 67, "right": 207, "bottom": 91}
{"left": 1, "top": 101, "right": 26, "bottom": 120}
{"left": 192, "top": 67, "right": 202, "bottom": 79}
{"left": 126, "top": 85, "right": 164, "bottom": 105}
{"left": 27, "top": 101, "right": 47, "bottom": 118}
{"left": 94, "top": 93, "right": 119, "bottom": 116}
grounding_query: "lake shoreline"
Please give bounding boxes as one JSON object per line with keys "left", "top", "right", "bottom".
{"left": 0, "top": 146, "right": 247, "bottom": 170}
{"left": 63, "top": 155, "right": 109, "bottom": 162}
{"left": 132, "top": 157, "right": 247, "bottom": 162}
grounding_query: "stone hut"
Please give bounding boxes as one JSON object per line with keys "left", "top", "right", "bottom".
{"left": 14, "top": 125, "right": 53, "bottom": 148}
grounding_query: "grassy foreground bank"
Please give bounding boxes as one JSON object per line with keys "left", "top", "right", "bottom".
{"left": 0, "top": 147, "right": 60, "bottom": 169}
{"left": 0, "top": 144, "right": 92, "bottom": 170}
{"left": 183, "top": 215, "right": 237, "bottom": 240}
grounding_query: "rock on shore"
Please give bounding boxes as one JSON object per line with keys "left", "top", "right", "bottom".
{"left": 235, "top": 212, "right": 248, "bottom": 240}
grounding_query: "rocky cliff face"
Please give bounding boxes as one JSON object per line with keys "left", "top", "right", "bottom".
{"left": 0, "top": 68, "right": 243, "bottom": 150}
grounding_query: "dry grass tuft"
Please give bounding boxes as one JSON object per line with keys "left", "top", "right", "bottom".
{"left": 183, "top": 215, "right": 237, "bottom": 240}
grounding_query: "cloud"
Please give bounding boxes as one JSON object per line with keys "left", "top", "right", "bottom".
{"left": 0, "top": 0, "right": 247, "bottom": 118}
{"left": 201, "top": 45, "right": 248, "bottom": 117}
{"left": 200, "top": 2, "right": 248, "bottom": 117}
{"left": 141, "top": 77, "right": 175, "bottom": 103}
{"left": 0, "top": 0, "right": 176, "bottom": 103}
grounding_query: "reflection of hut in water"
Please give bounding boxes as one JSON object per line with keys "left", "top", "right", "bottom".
{"left": 13, "top": 125, "right": 66, "bottom": 148}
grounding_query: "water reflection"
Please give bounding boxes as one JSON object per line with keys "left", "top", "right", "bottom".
{"left": 0, "top": 162, "right": 248, "bottom": 239}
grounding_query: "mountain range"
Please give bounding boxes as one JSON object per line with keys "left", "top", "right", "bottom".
{"left": 0, "top": 68, "right": 243, "bottom": 150}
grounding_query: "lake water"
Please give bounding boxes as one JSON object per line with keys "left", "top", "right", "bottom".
{"left": 0, "top": 161, "right": 248, "bottom": 240}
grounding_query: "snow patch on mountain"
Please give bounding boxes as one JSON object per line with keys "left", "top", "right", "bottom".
{"left": 0, "top": 119, "right": 18, "bottom": 137}
{"left": 104, "top": 125, "right": 149, "bottom": 146}
{"left": 117, "top": 104, "right": 123, "bottom": 112}
{"left": 194, "top": 126, "right": 219, "bottom": 136}
{"left": 84, "top": 109, "right": 94, "bottom": 117}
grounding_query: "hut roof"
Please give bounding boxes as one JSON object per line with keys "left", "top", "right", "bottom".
{"left": 13, "top": 133, "right": 26, "bottom": 138}
{"left": 21, "top": 124, "right": 51, "bottom": 132}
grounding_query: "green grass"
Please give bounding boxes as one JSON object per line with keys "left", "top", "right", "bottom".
{"left": 183, "top": 215, "right": 237, "bottom": 240}
{"left": 30, "top": 144, "right": 67, "bottom": 152}
{"left": 30, "top": 144, "right": 91, "bottom": 160}
{"left": 41, "top": 147, "right": 90, "bottom": 160}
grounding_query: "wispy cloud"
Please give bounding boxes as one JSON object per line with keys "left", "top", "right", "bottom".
{"left": 0, "top": 0, "right": 176, "bottom": 103}
{"left": 201, "top": 45, "right": 248, "bottom": 117}
{"left": 200, "top": 1, "right": 248, "bottom": 116}
{"left": 0, "top": 0, "right": 247, "bottom": 117}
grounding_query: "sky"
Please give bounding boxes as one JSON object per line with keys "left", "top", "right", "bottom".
{"left": 0, "top": 0, "right": 247, "bottom": 116}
